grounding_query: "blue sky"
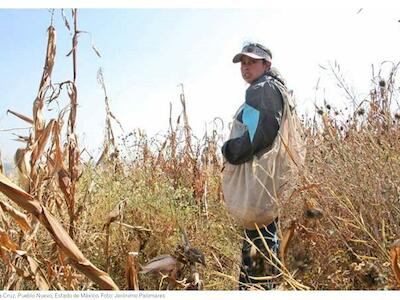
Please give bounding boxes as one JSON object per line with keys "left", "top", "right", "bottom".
{"left": 1, "top": 6, "right": 400, "bottom": 161}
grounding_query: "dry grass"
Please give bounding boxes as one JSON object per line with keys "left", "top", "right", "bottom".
{"left": 280, "top": 67, "right": 400, "bottom": 290}
{"left": 1, "top": 9, "right": 400, "bottom": 290}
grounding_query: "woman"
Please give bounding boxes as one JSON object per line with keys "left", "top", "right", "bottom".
{"left": 221, "top": 42, "right": 286, "bottom": 290}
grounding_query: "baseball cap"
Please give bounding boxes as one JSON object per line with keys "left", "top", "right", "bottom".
{"left": 232, "top": 43, "right": 272, "bottom": 63}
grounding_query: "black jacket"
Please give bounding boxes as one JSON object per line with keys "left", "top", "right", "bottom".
{"left": 222, "top": 71, "right": 284, "bottom": 165}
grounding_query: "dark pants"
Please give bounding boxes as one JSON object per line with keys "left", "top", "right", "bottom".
{"left": 238, "top": 219, "right": 280, "bottom": 290}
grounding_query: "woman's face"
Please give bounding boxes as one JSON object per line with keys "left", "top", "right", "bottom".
{"left": 240, "top": 56, "right": 268, "bottom": 84}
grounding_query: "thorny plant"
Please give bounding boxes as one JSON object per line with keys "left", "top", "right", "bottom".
{"left": 278, "top": 62, "right": 400, "bottom": 290}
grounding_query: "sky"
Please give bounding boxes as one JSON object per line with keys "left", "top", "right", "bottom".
{"left": 1, "top": 1, "right": 400, "bottom": 162}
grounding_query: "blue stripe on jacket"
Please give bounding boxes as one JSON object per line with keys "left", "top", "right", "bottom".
{"left": 242, "top": 103, "right": 260, "bottom": 143}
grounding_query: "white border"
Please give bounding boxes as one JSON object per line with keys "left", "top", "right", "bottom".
{"left": 1, "top": 0, "right": 400, "bottom": 9}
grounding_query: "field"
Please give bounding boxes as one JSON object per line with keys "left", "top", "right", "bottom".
{"left": 1, "top": 10, "right": 400, "bottom": 290}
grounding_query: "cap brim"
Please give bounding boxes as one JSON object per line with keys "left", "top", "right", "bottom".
{"left": 232, "top": 52, "right": 265, "bottom": 63}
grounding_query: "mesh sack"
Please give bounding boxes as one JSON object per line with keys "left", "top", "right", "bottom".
{"left": 222, "top": 79, "right": 306, "bottom": 229}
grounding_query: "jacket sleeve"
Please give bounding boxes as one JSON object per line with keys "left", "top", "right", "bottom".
{"left": 222, "top": 80, "right": 284, "bottom": 165}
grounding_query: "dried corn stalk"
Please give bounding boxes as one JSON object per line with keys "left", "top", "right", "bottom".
{"left": 0, "top": 173, "right": 119, "bottom": 289}
{"left": 103, "top": 200, "right": 126, "bottom": 272}
{"left": 31, "top": 119, "right": 55, "bottom": 169}
{"left": 96, "top": 68, "right": 123, "bottom": 167}
{"left": 33, "top": 25, "right": 56, "bottom": 141}
{"left": 64, "top": 9, "right": 80, "bottom": 238}
{"left": 126, "top": 252, "right": 139, "bottom": 290}
{"left": 1, "top": 9, "right": 119, "bottom": 290}
{"left": 179, "top": 83, "right": 193, "bottom": 156}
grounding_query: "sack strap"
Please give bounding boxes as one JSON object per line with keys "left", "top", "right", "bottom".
{"left": 267, "top": 75, "right": 297, "bottom": 114}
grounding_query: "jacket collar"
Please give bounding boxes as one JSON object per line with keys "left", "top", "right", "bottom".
{"left": 249, "top": 68, "right": 286, "bottom": 87}
{"left": 250, "top": 73, "right": 268, "bottom": 86}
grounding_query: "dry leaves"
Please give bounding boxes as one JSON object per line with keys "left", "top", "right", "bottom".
{"left": 279, "top": 219, "right": 296, "bottom": 263}
{"left": 390, "top": 240, "right": 400, "bottom": 286}
{"left": 7, "top": 110, "right": 34, "bottom": 125}
{"left": 0, "top": 200, "right": 32, "bottom": 233}
{"left": 0, "top": 172, "right": 119, "bottom": 290}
